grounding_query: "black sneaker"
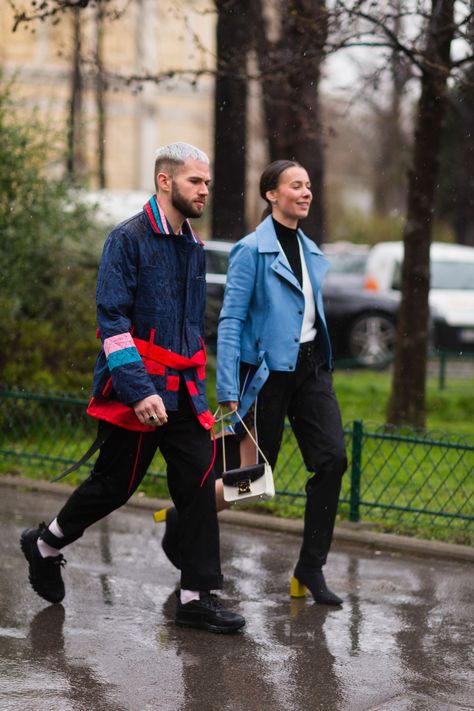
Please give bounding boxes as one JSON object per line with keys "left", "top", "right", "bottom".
{"left": 175, "top": 592, "right": 245, "bottom": 634}
{"left": 20, "top": 523, "right": 66, "bottom": 604}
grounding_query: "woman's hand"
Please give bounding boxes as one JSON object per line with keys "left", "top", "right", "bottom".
{"left": 220, "top": 401, "right": 238, "bottom": 412}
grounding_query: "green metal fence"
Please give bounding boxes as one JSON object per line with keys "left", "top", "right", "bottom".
{"left": 0, "top": 390, "right": 472, "bottom": 541}
{"left": 435, "top": 350, "right": 474, "bottom": 390}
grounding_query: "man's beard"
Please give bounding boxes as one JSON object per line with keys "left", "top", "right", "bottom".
{"left": 171, "top": 182, "right": 204, "bottom": 219}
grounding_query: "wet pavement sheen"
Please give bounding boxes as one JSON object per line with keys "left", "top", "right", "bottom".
{"left": 1, "top": 486, "right": 473, "bottom": 711}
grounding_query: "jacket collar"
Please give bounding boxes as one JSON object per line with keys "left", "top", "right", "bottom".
{"left": 144, "top": 195, "right": 202, "bottom": 244}
{"left": 255, "top": 215, "right": 324, "bottom": 256}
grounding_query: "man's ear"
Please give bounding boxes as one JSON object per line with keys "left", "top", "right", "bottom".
{"left": 156, "top": 171, "right": 172, "bottom": 193}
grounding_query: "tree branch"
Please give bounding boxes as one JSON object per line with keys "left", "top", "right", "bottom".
{"left": 9, "top": 0, "right": 128, "bottom": 31}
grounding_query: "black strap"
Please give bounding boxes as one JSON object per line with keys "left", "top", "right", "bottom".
{"left": 222, "top": 463, "right": 266, "bottom": 487}
{"left": 51, "top": 423, "right": 113, "bottom": 482}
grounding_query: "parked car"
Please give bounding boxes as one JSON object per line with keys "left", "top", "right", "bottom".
{"left": 322, "top": 282, "right": 399, "bottom": 366}
{"left": 363, "top": 241, "right": 474, "bottom": 353}
{"left": 204, "top": 240, "right": 399, "bottom": 366}
{"left": 321, "top": 242, "right": 400, "bottom": 366}
{"left": 322, "top": 242, "right": 370, "bottom": 290}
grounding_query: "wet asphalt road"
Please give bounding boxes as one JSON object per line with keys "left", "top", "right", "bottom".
{"left": 1, "top": 486, "right": 473, "bottom": 711}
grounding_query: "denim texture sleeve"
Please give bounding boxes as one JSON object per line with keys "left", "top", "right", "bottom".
{"left": 96, "top": 229, "right": 156, "bottom": 405}
{"left": 216, "top": 240, "right": 257, "bottom": 403}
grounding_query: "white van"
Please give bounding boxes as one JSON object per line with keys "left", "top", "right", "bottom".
{"left": 363, "top": 241, "right": 474, "bottom": 352}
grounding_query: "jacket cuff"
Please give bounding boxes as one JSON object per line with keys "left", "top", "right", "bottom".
{"left": 112, "top": 370, "right": 157, "bottom": 406}
{"left": 217, "top": 388, "right": 239, "bottom": 403}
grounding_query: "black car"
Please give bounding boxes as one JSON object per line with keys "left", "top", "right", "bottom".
{"left": 322, "top": 281, "right": 399, "bottom": 366}
{"left": 203, "top": 240, "right": 400, "bottom": 367}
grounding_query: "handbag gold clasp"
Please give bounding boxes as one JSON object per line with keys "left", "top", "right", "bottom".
{"left": 238, "top": 479, "right": 251, "bottom": 495}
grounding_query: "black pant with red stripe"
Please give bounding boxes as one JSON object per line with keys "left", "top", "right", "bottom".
{"left": 241, "top": 339, "right": 347, "bottom": 571}
{"left": 55, "top": 394, "right": 222, "bottom": 592}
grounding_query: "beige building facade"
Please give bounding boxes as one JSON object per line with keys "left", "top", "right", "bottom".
{"left": 1, "top": 0, "right": 216, "bottom": 199}
{"left": 2, "top": 1, "right": 375, "bottom": 239}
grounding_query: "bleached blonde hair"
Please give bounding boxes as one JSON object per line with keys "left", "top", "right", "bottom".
{"left": 154, "top": 142, "right": 209, "bottom": 190}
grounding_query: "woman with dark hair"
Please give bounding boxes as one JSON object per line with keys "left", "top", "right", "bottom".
{"left": 216, "top": 160, "right": 347, "bottom": 605}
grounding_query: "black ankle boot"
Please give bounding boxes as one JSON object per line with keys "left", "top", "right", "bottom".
{"left": 161, "top": 507, "right": 181, "bottom": 569}
{"left": 294, "top": 567, "right": 343, "bottom": 606}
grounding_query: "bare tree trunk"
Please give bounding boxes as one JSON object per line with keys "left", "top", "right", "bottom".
{"left": 66, "top": 7, "right": 86, "bottom": 182}
{"left": 446, "top": 7, "right": 474, "bottom": 246}
{"left": 453, "top": 158, "right": 474, "bottom": 246}
{"left": 254, "top": 0, "right": 328, "bottom": 242}
{"left": 387, "top": 0, "right": 455, "bottom": 428}
{"left": 450, "top": 79, "right": 474, "bottom": 246}
{"left": 373, "top": 6, "right": 411, "bottom": 215}
{"left": 212, "top": 0, "right": 251, "bottom": 242}
{"left": 95, "top": 0, "right": 106, "bottom": 189}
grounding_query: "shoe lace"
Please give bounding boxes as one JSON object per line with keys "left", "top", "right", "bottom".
{"left": 46, "top": 554, "right": 67, "bottom": 568}
{"left": 200, "top": 592, "right": 223, "bottom": 610}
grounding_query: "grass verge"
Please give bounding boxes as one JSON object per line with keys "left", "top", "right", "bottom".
{"left": 0, "top": 366, "right": 472, "bottom": 546}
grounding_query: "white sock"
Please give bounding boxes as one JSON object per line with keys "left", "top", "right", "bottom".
{"left": 37, "top": 518, "right": 63, "bottom": 559}
{"left": 180, "top": 589, "right": 200, "bottom": 604}
{"left": 49, "top": 519, "right": 64, "bottom": 538}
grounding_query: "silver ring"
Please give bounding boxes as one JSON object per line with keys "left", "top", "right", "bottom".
{"left": 149, "top": 414, "right": 158, "bottom": 422}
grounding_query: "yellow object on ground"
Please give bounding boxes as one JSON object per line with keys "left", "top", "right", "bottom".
{"left": 290, "top": 576, "right": 308, "bottom": 598}
{"left": 153, "top": 508, "right": 168, "bottom": 524}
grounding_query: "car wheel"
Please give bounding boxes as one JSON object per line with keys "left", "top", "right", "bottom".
{"left": 348, "top": 313, "right": 396, "bottom": 367}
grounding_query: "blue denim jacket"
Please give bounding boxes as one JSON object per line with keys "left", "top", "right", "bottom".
{"left": 92, "top": 202, "right": 210, "bottom": 416}
{"left": 216, "top": 215, "right": 332, "bottom": 405}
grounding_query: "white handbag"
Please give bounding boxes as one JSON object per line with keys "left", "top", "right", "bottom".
{"left": 218, "top": 408, "right": 275, "bottom": 504}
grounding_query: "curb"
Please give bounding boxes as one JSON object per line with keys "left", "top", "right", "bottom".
{"left": 2, "top": 475, "right": 473, "bottom": 564}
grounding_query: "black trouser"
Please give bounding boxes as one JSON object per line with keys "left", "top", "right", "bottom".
{"left": 55, "top": 391, "right": 223, "bottom": 592}
{"left": 243, "top": 340, "right": 347, "bottom": 570}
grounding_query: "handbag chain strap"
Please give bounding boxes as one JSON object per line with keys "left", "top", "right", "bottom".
{"left": 214, "top": 406, "right": 270, "bottom": 472}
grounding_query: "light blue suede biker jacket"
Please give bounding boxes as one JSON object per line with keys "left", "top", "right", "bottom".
{"left": 216, "top": 215, "right": 333, "bottom": 405}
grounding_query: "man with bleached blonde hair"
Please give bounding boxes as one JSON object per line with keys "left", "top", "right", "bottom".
{"left": 20, "top": 142, "right": 245, "bottom": 634}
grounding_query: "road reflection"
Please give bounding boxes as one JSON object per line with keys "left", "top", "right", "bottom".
{"left": 28, "top": 604, "right": 127, "bottom": 711}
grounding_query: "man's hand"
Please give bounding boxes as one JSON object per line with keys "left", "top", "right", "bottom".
{"left": 133, "top": 394, "right": 168, "bottom": 427}
{"left": 220, "top": 401, "right": 238, "bottom": 412}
